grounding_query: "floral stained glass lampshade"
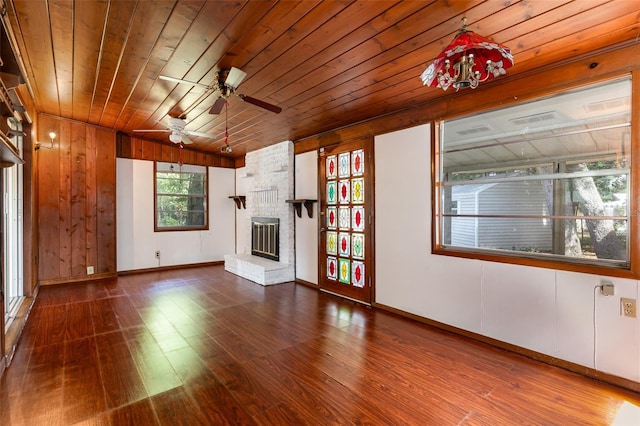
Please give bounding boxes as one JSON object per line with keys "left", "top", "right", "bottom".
{"left": 420, "top": 18, "right": 513, "bottom": 91}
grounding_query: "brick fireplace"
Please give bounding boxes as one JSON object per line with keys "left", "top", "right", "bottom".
{"left": 224, "top": 141, "right": 295, "bottom": 285}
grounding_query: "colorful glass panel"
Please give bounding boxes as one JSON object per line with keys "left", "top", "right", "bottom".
{"left": 338, "top": 152, "right": 350, "bottom": 178}
{"left": 352, "top": 177, "right": 364, "bottom": 204}
{"left": 352, "top": 149, "right": 364, "bottom": 176}
{"left": 352, "top": 233, "right": 364, "bottom": 260}
{"left": 338, "top": 258, "right": 350, "bottom": 284}
{"left": 352, "top": 261, "right": 365, "bottom": 287}
{"left": 352, "top": 206, "right": 365, "bottom": 232}
{"left": 327, "top": 257, "right": 337, "bottom": 280}
{"left": 326, "top": 155, "right": 337, "bottom": 179}
{"left": 338, "top": 207, "right": 350, "bottom": 230}
{"left": 326, "top": 181, "right": 337, "bottom": 205}
{"left": 326, "top": 231, "right": 337, "bottom": 255}
{"left": 327, "top": 207, "right": 337, "bottom": 230}
{"left": 338, "top": 233, "right": 350, "bottom": 257}
{"left": 339, "top": 180, "right": 350, "bottom": 204}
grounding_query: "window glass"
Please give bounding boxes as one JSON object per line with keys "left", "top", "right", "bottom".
{"left": 437, "top": 78, "right": 631, "bottom": 267}
{"left": 155, "top": 162, "right": 208, "bottom": 231}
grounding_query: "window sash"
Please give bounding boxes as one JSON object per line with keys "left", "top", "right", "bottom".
{"left": 154, "top": 163, "right": 208, "bottom": 231}
{"left": 436, "top": 77, "right": 632, "bottom": 270}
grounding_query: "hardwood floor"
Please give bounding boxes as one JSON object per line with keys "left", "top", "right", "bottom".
{"left": 1, "top": 265, "right": 639, "bottom": 425}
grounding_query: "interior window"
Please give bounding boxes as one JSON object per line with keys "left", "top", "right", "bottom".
{"left": 155, "top": 162, "right": 208, "bottom": 231}
{"left": 436, "top": 78, "right": 631, "bottom": 268}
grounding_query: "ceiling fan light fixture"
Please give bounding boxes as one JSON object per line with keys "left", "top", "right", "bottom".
{"left": 420, "top": 17, "right": 513, "bottom": 91}
{"left": 169, "top": 133, "right": 182, "bottom": 144}
{"left": 224, "top": 67, "right": 247, "bottom": 89}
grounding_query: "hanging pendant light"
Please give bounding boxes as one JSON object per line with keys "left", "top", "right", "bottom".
{"left": 420, "top": 18, "right": 513, "bottom": 91}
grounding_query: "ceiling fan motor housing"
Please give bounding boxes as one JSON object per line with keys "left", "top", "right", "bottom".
{"left": 168, "top": 117, "right": 186, "bottom": 131}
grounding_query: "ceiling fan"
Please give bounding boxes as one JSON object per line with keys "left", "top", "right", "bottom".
{"left": 159, "top": 67, "right": 282, "bottom": 115}
{"left": 133, "top": 116, "right": 216, "bottom": 145}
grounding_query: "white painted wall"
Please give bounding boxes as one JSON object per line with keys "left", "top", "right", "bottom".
{"left": 235, "top": 166, "right": 250, "bottom": 255}
{"left": 294, "top": 151, "right": 318, "bottom": 285}
{"left": 373, "top": 124, "right": 640, "bottom": 383}
{"left": 116, "top": 158, "right": 236, "bottom": 271}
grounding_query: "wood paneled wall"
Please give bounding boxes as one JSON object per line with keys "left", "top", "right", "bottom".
{"left": 117, "top": 133, "right": 235, "bottom": 168}
{"left": 37, "top": 114, "right": 116, "bottom": 284}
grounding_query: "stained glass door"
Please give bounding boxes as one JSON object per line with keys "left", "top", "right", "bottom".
{"left": 319, "top": 138, "right": 373, "bottom": 304}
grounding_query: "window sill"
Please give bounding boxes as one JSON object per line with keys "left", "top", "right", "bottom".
{"left": 432, "top": 246, "right": 637, "bottom": 279}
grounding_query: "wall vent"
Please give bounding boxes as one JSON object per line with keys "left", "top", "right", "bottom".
{"left": 509, "top": 111, "right": 559, "bottom": 127}
{"left": 456, "top": 125, "right": 491, "bottom": 136}
{"left": 584, "top": 97, "right": 630, "bottom": 113}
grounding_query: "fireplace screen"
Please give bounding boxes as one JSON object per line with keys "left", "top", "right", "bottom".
{"left": 251, "top": 217, "right": 280, "bottom": 261}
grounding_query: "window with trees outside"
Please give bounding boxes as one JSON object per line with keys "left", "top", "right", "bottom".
{"left": 435, "top": 77, "right": 631, "bottom": 270}
{"left": 155, "top": 162, "right": 208, "bottom": 231}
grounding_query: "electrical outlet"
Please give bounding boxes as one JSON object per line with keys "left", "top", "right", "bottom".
{"left": 87, "top": 266, "right": 94, "bottom": 275}
{"left": 155, "top": 250, "right": 161, "bottom": 259}
{"left": 621, "top": 298, "right": 636, "bottom": 318}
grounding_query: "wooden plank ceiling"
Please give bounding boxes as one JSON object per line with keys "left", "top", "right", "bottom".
{"left": 3, "top": 0, "right": 640, "bottom": 158}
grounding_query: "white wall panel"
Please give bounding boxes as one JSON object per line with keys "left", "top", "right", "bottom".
{"left": 481, "top": 262, "right": 556, "bottom": 354}
{"left": 116, "top": 158, "right": 235, "bottom": 271}
{"left": 294, "top": 151, "right": 318, "bottom": 284}
{"left": 374, "top": 125, "right": 431, "bottom": 311}
{"left": 235, "top": 167, "right": 250, "bottom": 255}
{"left": 555, "top": 271, "right": 596, "bottom": 368}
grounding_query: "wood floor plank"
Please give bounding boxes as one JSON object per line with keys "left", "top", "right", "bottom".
{"left": 150, "top": 386, "right": 210, "bottom": 425}
{"left": 163, "top": 345, "right": 210, "bottom": 383}
{"left": 6, "top": 342, "right": 65, "bottom": 424}
{"left": 283, "top": 334, "right": 463, "bottom": 424}
{"left": 90, "top": 297, "right": 120, "bottom": 334}
{"left": 108, "top": 398, "right": 159, "bottom": 425}
{"left": 245, "top": 351, "right": 384, "bottom": 424}
{"left": 251, "top": 403, "right": 307, "bottom": 426}
{"left": 28, "top": 304, "right": 67, "bottom": 348}
{"left": 211, "top": 359, "right": 283, "bottom": 417}
{"left": 1, "top": 265, "right": 638, "bottom": 425}
{"left": 108, "top": 295, "right": 145, "bottom": 329}
{"left": 185, "top": 370, "right": 256, "bottom": 424}
{"left": 63, "top": 337, "right": 106, "bottom": 424}
{"left": 64, "top": 301, "right": 95, "bottom": 341}
{"left": 123, "top": 326, "right": 183, "bottom": 397}
{"left": 95, "top": 331, "right": 148, "bottom": 409}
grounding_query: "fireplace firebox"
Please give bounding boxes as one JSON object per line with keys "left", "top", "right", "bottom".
{"left": 251, "top": 217, "right": 279, "bottom": 261}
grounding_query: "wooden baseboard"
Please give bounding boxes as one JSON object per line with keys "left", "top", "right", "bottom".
{"left": 39, "top": 271, "right": 117, "bottom": 286}
{"left": 373, "top": 302, "right": 640, "bottom": 394}
{"left": 117, "top": 261, "right": 224, "bottom": 276}
{"left": 294, "top": 278, "right": 318, "bottom": 288}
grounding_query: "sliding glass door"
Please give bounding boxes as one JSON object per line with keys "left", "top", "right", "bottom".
{"left": 3, "top": 119, "right": 23, "bottom": 329}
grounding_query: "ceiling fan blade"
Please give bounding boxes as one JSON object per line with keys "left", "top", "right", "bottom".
{"left": 186, "top": 130, "right": 216, "bottom": 139}
{"left": 159, "top": 75, "right": 212, "bottom": 91}
{"left": 225, "top": 67, "right": 247, "bottom": 89}
{"left": 133, "top": 129, "right": 171, "bottom": 133}
{"left": 209, "top": 97, "right": 226, "bottom": 114}
{"left": 181, "top": 134, "right": 193, "bottom": 144}
{"left": 238, "top": 94, "right": 282, "bottom": 114}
